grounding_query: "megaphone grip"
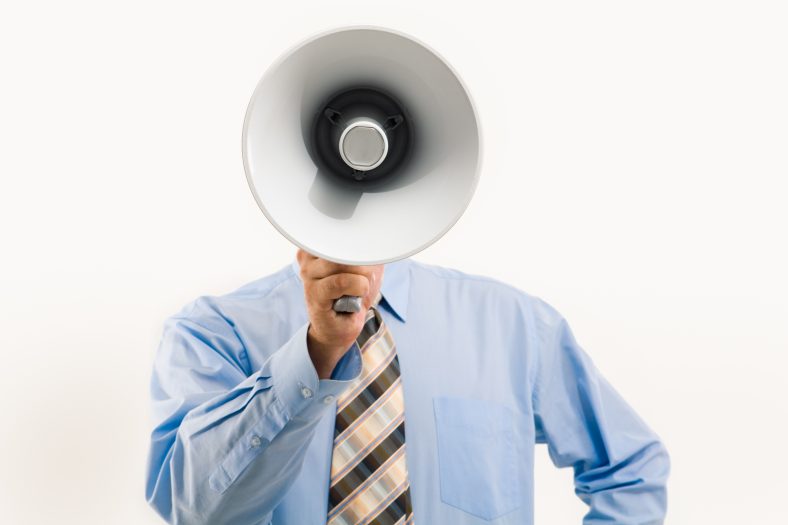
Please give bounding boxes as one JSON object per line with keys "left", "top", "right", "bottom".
{"left": 333, "top": 295, "right": 363, "bottom": 314}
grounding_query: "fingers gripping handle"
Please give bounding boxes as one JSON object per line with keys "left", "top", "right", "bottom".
{"left": 333, "top": 295, "right": 363, "bottom": 313}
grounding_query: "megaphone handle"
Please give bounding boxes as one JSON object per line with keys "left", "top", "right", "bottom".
{"left": 333, "top": 295, "right": 363, "bottom": 314}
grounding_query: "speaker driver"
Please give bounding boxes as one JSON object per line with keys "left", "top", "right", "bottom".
{"left": 311, "top": 87, "right": 413, "bottom": 183}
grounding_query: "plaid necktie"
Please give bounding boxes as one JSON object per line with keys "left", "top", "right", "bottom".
{"left": 327, "top": 302, "right": 414, "bottom": 525}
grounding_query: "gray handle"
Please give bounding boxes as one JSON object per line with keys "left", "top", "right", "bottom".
{"left": 333, "top": 295, "right": 363, "bottom": 313}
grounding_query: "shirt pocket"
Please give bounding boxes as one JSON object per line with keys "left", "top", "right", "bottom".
{"left": 433, "top": 396, "right": 522, "bottom": 521}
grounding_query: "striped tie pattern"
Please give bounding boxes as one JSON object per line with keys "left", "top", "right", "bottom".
{"left": 327, "top": 303, "right": 414, "bottom": 525}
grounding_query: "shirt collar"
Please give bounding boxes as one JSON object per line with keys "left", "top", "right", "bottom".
{"left": 289, "top": 258, "right": 410, "bottom": 322}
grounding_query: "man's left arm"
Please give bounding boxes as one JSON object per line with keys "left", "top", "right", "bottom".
{"left": 531, "top": 308, "right": 670, "bottom": 524}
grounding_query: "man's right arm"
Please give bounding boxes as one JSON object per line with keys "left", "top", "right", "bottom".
{"left": 145, "top": 308, "right": 361, "bottom": 525}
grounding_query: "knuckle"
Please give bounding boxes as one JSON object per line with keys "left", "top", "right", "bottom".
{"left": 325, "top": 276, "right": 341, "bottom": 293}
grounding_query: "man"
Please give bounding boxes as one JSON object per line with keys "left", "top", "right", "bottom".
{"left": 146, "top": 250, "right": 669, "bottom": 524}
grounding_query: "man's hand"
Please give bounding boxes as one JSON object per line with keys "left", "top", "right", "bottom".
{"left": 297, "top": 249, "right": 384, "bottom": 379}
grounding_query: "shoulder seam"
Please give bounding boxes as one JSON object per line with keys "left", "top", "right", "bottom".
{"left": 411, "top": 260, "right": 526, "bottom": 293}
{"left": 172, "top": 265, "right": 300, "bottom": 321}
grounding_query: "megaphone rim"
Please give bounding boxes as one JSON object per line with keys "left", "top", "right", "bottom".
{"left": 241, "top": 24, "right": 484, "bottom": 266}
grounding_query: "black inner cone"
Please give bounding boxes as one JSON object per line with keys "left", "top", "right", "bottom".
{"left": 310, "top": 87, "right": 413, "bottom": 183}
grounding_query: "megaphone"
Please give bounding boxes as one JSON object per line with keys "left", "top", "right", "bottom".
{"left": 243, "top": 26, "right": 481, "bottom": 311}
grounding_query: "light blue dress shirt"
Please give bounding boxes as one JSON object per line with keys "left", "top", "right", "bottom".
{"left": 146, "top": 259, "right": 669, "bottom": 524}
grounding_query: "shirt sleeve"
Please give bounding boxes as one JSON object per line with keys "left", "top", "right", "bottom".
{"left": 531, "top": 310, "right": 670, "bottom": 524}
{"left": 145, "top": 308, "right": 361, "bottom": 525}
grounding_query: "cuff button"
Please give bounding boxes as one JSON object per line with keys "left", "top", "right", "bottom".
{"left": 300, "top": 385, "right": 314, "bottom": 399}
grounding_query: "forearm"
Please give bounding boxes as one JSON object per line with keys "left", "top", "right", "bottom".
{"left": 147, "top": 323, "right": 360, "bottom": 525}
{"left": 167, "top": 394, "right": 324, "bottom": 524}
{"left": 576, "top": 438, "right": 669, "bottom": 524}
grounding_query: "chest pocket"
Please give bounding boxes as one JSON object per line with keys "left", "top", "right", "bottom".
{"left": 433, "top": 397, "right": 523, "bottom": 521}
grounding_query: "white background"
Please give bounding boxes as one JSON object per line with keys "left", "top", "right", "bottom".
{"left": 1, "top": 1, "right": 786, "bottom": 523}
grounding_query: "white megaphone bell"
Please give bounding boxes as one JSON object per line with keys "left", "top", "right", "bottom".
{"left": 242, "top": 26, "right": 481, "bottom": 312}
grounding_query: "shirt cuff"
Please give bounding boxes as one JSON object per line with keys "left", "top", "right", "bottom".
{"left": 269, "top": 323, "right": 362, "bottom": 422}
{"left": 331, "top": 341, "right": 363, "bottom": 381}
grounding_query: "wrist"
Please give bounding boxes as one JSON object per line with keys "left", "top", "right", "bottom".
{"left": 307, "top": 326, "right": 347, "bottom": 379}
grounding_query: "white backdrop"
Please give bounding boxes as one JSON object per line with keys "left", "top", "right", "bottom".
{"left": 1, "top": 1, "right": 786, "bottom": 523}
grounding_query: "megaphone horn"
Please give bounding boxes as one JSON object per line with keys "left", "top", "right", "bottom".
{"left": 243, "top": 26, "right": 482, "bottom": 312}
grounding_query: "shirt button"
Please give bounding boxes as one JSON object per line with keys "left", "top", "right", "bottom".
{"left": 323, "top": 395, "right": 336, "bottom": 405}
{"left": 300, "top": 386, "right": 313, "bottom": 399}
{"left": 250, "top": 435, "right": 262, "bottom": 448}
